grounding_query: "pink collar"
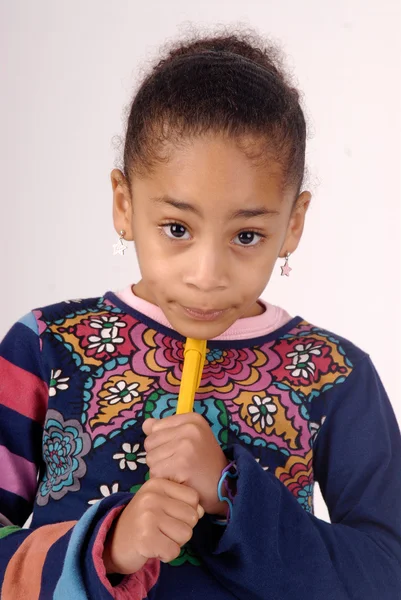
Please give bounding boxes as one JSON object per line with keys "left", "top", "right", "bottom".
{"left": 115, "top": 285, "right": 292, "bottom": 341}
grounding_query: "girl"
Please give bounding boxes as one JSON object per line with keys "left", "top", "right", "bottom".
{"left": 1, "top": 30, "right": 400, "bottom": 600}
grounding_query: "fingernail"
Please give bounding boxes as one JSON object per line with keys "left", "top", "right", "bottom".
{"left": 197, "top": 504, "right": 205, "bottom": 519}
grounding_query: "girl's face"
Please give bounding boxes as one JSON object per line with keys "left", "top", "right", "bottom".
{"left": 112, "top": 133, "right": 310, "bottom": 340}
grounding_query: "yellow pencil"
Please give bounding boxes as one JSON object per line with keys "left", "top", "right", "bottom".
{"left": 176, "top": 338, "right": 207, "bottom": 414}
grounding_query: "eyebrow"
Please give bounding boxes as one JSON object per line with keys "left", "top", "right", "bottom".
{"left": 151, "top": 195, "right": 279, "bottom": 219}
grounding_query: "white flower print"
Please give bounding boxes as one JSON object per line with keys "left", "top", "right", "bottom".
{"left": 255, "top": 457, "right": 269, "bottom": 471}
{"left": 310, "top": 415, "right": 326, "bottom": 443}
{"left": 309, "top": 421, "right": 320, "bottom": 441}
{"left": 64, "top": 298, "right": 83, "bottom": 304}
{"left": 105, "top": 381, "right": 140, "bottom": 405}
{"left": 49, "top": 369, "right": 70, "bottom": 397}
{"left": 87, "top": 315, "right": 126, "bottom": 354}
{"left": 113, "top": 443, "right": 147, "bottom": 471}
{"left": 248, "top": 395, "right": 277, "bottom": 430}
{"left": 285, "top": 343, "right": 323, "bottom": 379}
{"left": 88, "top": 482, "right": 120, "bottom": 505}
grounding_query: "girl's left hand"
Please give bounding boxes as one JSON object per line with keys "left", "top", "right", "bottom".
{"left": 143, "top": 413, "right": 229, "bottom": 516}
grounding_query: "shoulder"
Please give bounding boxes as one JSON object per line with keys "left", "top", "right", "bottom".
{"left": 278, "top": 318, "right": 369, "bottom": 367}
{"left": 31, "top": 295, "right": 113, "bottom": 322}
{"left": 267, "top": 318, "right": 370, "bottom": 399}
{"left": 20, "top": 293, "right": 128, "bottom": 329}
{"left": 24, "top": 293, "right": 134, "bottom": 365}
{"left": 4, "top": 293, "right": 122, "bottom": 347}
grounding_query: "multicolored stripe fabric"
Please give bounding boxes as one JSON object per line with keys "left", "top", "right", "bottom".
{"left": 0, "top": 292, "right": 400, "bottom": 599}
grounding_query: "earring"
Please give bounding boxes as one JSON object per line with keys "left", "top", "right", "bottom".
{"left": 113, "top": 230, "right": 127, "bottom": 256}
{"left": 281, "top": 252, "right": 292, "bottom": 277}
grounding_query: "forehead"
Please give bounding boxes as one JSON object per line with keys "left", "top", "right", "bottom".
{"left": 132, "top": 133, "right": 290, "bottom": 211}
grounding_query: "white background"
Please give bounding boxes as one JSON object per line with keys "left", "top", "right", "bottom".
{"left": 1, "top": 1, "right": 400, "bottom": 522}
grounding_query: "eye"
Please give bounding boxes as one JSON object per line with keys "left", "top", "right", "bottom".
{"left": 233, "top": 231, "right": 265, "bottom": 247}
{"left": 160, "top": 222, "right": 191, "bottom": 240}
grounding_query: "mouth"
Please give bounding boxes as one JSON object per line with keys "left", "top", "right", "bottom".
{"left": 181, "top": 305, "right": 229, "bottom": 322}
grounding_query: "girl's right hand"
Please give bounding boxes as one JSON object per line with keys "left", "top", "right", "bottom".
{"left": 102, "top": 478, "right": 204, "bottom": 575}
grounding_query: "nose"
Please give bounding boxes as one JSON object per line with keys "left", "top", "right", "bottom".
{"left": 183, "top": 242, "right": 228, "bottom": 293}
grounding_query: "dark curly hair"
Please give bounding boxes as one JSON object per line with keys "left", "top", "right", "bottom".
{"left": 122, "top": 27, "right": 307, "bottom": 197}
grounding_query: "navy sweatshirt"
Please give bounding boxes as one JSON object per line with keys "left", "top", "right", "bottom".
{"left": 0, "top": 290, "right": 400, "bottom": 599}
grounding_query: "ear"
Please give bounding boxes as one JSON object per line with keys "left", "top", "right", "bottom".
{"left": 111, "top": 169, "right": 134, "bottom": 240}
{"left": 279, "top": 190, "right": 312, "bottom": 257}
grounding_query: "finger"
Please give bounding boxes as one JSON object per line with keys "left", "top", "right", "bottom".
{"left": 150, "top": 533, "right": 181, "bottom": 564}
{"left": 148, "top": 457, "right": 184, "bottom": 484}
{"left": 144, "top": 427, "right": 180, "bottom": 452}
{"left": 161, "top": 495, "right": 202, "bottom": 527}
{"left": 142, "top": 418, "right": 157, "bottom": 436}
{"left": 158, "top": 514, "right": 194, "bottom": 549}
{"left": 150, "top": 412, "right": 203, "bottom": 433}
{"left": 146, "top": 439, "right": 176, "bottom": 469}
{"left": 147, "top": 421, "right": 203, "bottom": 453}
{"left": 146, "top": 478, "right": 200, "bottom": 509}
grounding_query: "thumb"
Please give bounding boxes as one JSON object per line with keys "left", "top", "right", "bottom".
{"left": 142, "top": 418, "right": 156, "bottom": 436}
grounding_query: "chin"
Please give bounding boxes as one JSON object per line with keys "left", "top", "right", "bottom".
{"left": 169, "top": 316, "right": 232, "bottom": 341}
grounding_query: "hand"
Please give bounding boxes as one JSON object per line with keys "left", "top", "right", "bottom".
{"left": 143, "top": 413, "right": 229, "bottom": 516}
{"left": 103, "top": 478, "right": 204, "bottom": 575}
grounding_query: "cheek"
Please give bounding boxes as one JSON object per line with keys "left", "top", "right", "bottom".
{"left": 240, "top": 258, "right": 275, "bottom": 289}
{"left": 135, "top": 232, "right": 179, "bottom": 282}
{"left": 138, "top": 251, "right": 171, "bottom": 280}
{"left": 233, "top": 247, "right": 279, "bottom": 295}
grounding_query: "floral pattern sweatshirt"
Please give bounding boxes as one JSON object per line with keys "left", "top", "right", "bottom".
{"left": 0, "top": 286, "right": 400, "bottom": 599}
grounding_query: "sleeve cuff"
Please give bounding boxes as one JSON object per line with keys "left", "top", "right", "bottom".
{"left": 93, "top": 504, "right": 160, "bottom": 599}
{"left": 192, "top": 443, "right": 281, "bottom": 559}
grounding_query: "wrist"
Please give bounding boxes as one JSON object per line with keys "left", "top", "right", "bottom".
{"left": 103, "top": 520, "right": 145, "bottom": 575}
{"left": 208, "top": 499, "right": 230, "bottom": 517}
{"left": 103, "top": 537, "right": 118, "bottom": 575}
{"left": 216, "top": 460, "right": 238, "bottom": 522}
{"left": 103, "top": 520, "right": 121, "bottom": 575}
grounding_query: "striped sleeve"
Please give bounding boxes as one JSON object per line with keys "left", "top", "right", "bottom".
{"left": 0, "top": 315, "right": 47, "bottom": 528}
{"left": 0, "top": 492, "right": 160, "bottom": 599}
{"left": 0, "top": 316, "right": 160, "bottom": 598}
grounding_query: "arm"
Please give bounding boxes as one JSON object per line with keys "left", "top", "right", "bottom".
{"left": 192, "top": 356, "right": 401, "bottom": 600}
{"left": 0, "top": 316, "right": 159, "bottom": 599}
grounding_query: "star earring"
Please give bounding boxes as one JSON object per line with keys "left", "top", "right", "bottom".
{"left": 281, "top": 252, "right": 292, "bottom": 277}
{"left": 113, "top": 230, "right": 127, "bottom": 256}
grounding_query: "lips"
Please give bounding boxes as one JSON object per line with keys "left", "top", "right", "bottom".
{"left": 181, "top": 305, "right": 228, "bottom": 321}
{"left": 184, "top": 307, "right": 225, "bottom": 315}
